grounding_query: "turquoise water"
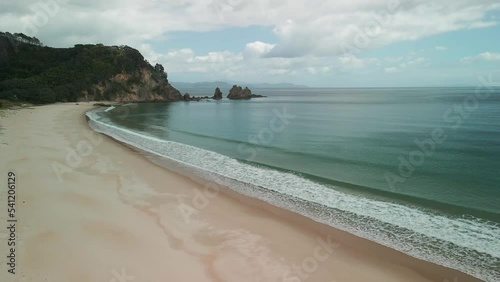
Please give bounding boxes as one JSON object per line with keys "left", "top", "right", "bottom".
{"left": 87, "top": 87, "right": 500, "bottom": 281}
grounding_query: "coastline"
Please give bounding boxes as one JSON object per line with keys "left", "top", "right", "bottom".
{"left": 0, "top": 103, "right": 483, "bottom": 281}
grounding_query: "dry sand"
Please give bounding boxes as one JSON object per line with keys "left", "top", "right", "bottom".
{"left": 0, "top": 103, "right": 482, "bottom": 282}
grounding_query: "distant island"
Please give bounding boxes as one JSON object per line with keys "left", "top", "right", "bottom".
{"left": 227, "top": 85, "right": 265, "bottom": 99}
{"left": 171, "top": 81, "right": 308, "bottom": 95}
{"left": 178, "top": 85, "right": 265, "bottom": 101}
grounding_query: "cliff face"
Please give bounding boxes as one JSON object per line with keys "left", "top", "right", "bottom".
{"left": 0, "top": 32, "right": 182, "bottom": 104}
{"left": 84, "top": 67, "right": 182, "bottom": 102}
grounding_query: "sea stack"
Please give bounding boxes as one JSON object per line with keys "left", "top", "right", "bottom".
{"left": 227, "top": 85, "right": 252, "bottom": 100}
{"left": 213, "top": 87, "right": 223, "bottom": 100}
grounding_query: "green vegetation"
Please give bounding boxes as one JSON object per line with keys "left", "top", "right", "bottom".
{"left": 0, "top": 32, "right": 174, "bottom": 104}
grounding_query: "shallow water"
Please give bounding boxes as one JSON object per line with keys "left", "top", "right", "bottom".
{"left": 87, "top": 87, "right": 500, "bottom": 281}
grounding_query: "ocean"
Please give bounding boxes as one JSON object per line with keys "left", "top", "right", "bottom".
{"left": 87, "top": 87, "right": 500, "bottom": 281}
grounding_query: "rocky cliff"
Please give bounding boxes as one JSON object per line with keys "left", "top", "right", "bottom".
{"left": 86, "top": 66, "right": 182, "bottom": 103}
{"left": 0, "top": 32, "right": 182, "bottom": 104}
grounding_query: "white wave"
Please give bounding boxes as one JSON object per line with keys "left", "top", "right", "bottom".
{"left": 86, "top": 108, "right": 500, "bottom": 282}
{"left": 104, "top": 106, "right": 115, "bottom": 112}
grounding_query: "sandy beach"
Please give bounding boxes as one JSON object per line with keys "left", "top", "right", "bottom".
{"left": 0, "top": 103, "right": 482, "bottom": 282}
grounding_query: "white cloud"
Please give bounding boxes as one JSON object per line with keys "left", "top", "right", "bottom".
{"left": 383, "top": 56, "right": 429, "bottom": 73}
{"left": 306, "top": 67, "right": 317, "bottom": 75}
{"left": 480, "top": 52, "right": 500, "bottom": 61}
{"left": 306, "top": 66, "right": 332, "bottom": 75}
{"left": 146, "top": 47, "right": 383, "bottom": 82}
{"left": 194, "top": 51, "right": 243, "bottom": 63}
{"left": 338, "top": 55, "right": 378, "bottom": 71}
{"left": 384, "top": 56, "right": 404, "bottom": 64}
{"left": 384, "top": 67, "right": 400, "bottom": 73}
{"left": 264, "top": 1, "right": 500, "bottom": 57}
{"left": 406, "top": 57, "right": 428, "bottom": 66}
{"left": 461, "top": 52, "right": 500, "bottom": 64}
{"left": 322, "top": 66, "right": 332, "bottom": 73}
{"left": 267, "top": 68, "right": 292, "bottom": 75}
{"left": 159, "top": 49, "right": 244, "bottom": 73}
{"left": 244, "top": 41, "right": 276, "bottom": 57}
{"left": 1, "top": 0, "right": 498, "bottom": 57}
{"left": 2, "top": 0, "right": 498, "bottom": 85}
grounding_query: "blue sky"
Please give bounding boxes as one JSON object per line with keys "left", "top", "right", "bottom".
{"left": 149, "top": 26, "right": 500, "bottom": 87}
{"left": 3, "top": 0, "right": 500, "bottom": 87}
{"left": 153, "top": 25, "right": 500, "bottom": 87}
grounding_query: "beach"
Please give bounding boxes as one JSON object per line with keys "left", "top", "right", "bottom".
{"left": 0, "top": 103, "right": 483, "bottom": 282}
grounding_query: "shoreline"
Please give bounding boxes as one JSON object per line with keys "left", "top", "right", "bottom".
{"left": 0, "top": 103, "right": 484, "bottom": 281}
{"left": 93, "top": 111, "right": 486, "bottom": 282}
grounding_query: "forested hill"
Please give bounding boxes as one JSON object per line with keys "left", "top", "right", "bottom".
{"left": 0, "top": 32, "right": 182, "bottom": 104}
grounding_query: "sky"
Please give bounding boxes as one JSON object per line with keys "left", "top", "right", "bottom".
{"left": 1, "top": 0, "right": 500, "bottom": 87}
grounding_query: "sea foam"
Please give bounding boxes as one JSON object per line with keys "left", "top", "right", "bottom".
{"left": 87, "top": 108, "right": 500, "bottom": 282}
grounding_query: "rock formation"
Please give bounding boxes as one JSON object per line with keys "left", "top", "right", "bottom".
{"left": 91, "top": 66, "right": 182, "bottom": 103}
{"left": 182, "top": 93, "right": 211, "bottom": 102}
{"left": 226, "top": 85, "right": 266, "bottom": 99}
{"left": 213, "top": 87, "right": 223, "bottom": 100}
{"left": 227, "top": 85, "right": 252, "bottom": 99}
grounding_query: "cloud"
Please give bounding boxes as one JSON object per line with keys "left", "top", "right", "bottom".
{"left": 144, "top": 45, "right": 382, "bottom": 82}
{"left": 306, "top": 66, "right": 333, "bottom": 75}
{"left": 193, "top": 51, "right": 243, "bottom": 63}
{"left": 139, "top": 45, "right": 239, "bottom": 73}
{"left": 1, "top": 0, "right": 498, "bottom": 57}
{"left": 264, "top": 1, "right": 500, "bottom": 57}
{"left": 406, "top": 57, "right": 428, "bottom": 66}
{"left": 384, "top": 56, "right": 404, "bottom": 64}
{"left": 2, "top": 0, "right": 498, "bottom": 86}
{"left": 479, "top": 52, "right": 500, "bottom": 61}
{"left": 267, "top": 68, "right": 294, "bottom": 75}
{"left": 244, "top": 41, "right": 276, "bottom": 57}
{"left": 338, "top": 55, "right": 379, "bottom": 71}
{"left": 383, "top": 56, "right": 429, "bottom": 73}
{"left": 384, "top": 67, "right": 400, "bottom": 73}
{"left": 460, "top": 52, "right": 500, "bottom": 64}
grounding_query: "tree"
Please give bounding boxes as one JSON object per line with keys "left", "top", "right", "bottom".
{"left": 155, "top": 63, "right": 164, "bottom": 73}
{"left": 154, "top": 63, "right": 167, "bottom": 81}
